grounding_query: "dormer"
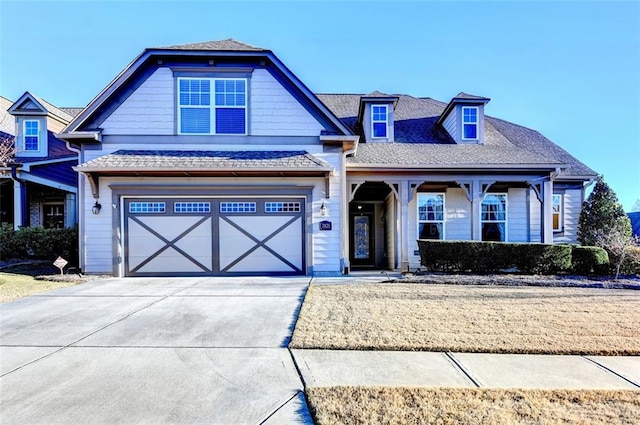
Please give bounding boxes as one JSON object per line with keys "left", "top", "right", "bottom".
{"left": 8, "top": 92, "right": 73, "bottom": 157}
{"left": 437, "top": 92, "right": 490, "bottom": 144}
{"left": 357, "top": 91, "right": 398, "bottom": 142}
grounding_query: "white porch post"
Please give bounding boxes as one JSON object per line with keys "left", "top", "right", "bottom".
{"left": 13, "top": 180, "right": 23, "bottom": 230}
{"left": 399, "top": 181, "right": 410, "bottom": 272}
{"left": 471, "top": 180, "right": 482, "bottom": 240}
{"left": 542, "top": 179, "right": 554, "bottom": 243}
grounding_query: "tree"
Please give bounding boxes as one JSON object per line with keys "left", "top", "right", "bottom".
{"left": 578, "top": 176, "right": 632, "bottom": 247}
{"left": 0, "top": 134, "right": 15, "bottom": 167}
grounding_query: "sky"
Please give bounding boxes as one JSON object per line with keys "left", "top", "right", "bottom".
{"left": 1, "top": 0, "right": 639, "bottom": 211}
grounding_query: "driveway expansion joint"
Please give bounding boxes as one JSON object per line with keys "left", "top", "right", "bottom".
{"left": 582, "top": 356, "right": 640, "bottom": 388}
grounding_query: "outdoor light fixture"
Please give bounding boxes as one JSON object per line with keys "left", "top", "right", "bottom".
{"left": 320, "top": 201, "right": 327, "bottom": 217}
{"left": 92, "top": 201, "right": 102, "bottom": 215}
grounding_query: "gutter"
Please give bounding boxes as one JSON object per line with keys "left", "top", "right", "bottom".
{"left": 340, "top": 139, "right": 359, "bottom": 275}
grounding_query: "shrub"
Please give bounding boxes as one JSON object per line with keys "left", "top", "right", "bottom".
{"left": 0, "top": 226, "right": 78, "bottom": 265}
{"left": 571, "top": 246, "right": 609, "bottom": 276}
{"left": 417, "top": 240, "right": 572, "bottom": 274}
{"left": 617, "top": 245, "right": 640, "bottom": 276}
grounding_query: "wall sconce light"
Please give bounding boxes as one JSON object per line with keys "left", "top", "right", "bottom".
{"left": 92, "top": 201, "right": 102, "bottom": 215}
{"left": 320, "top": 201, "right": 327, "bottom": 217}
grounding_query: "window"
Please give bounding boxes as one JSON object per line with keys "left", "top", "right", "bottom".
{"left": 24, "top": 120, "right": 39, "bottom": 151}
{"left": 417, "top": 193, "right": 444, "bottom": 239}
{"left": 178, "top": 78, "right": 247, "bottom": 135}
{"left": 552, "top": 194, "right": 563, "bottom": 232}
{"left": 265, "top": 202, "right": 301, "bottom": 213}
{"left": 174, "top": 202, "right": 211, "bottom": 213}
{"left": 129, "top": 202, "right": 166, "bottom": 213}
{"left": 481, "top": 194, "right": 507, "bottom": 241}
{"left": 220, "top": 202, "right": 256, "bottom": 213}
{"left": 43, "top": 204, "right": 64, "bottom": 229}
{"left": 371, "top": 105, "right": 388, "bottom": 138}
{"left": 462, "top": 107, "right": 478, "bottom": 140}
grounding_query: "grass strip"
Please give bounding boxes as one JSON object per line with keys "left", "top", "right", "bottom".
{"left": 0, "top": 273, "right": 80, "bottom": 303}
{"left": 306, "top": 387, "right": 640, "bottom": 425}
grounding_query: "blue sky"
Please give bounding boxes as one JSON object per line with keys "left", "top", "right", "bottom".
{"left": 1, "top": 0, "right": 639, "bottom": 211}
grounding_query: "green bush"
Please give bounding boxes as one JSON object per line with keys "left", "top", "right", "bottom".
{"left": 0, "top": 225, "right": 78, "bottom": 265}
{"left": 571, "top": 246, "right": 610, "bottom": 276}
{"left": 417, "top": 240, "right": 572, "bottom": 274}
{"left": 618, "top": 245, "right": 640, "bottom": 276}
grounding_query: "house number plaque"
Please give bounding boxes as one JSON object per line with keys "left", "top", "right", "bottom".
{"left": 319, "top": 221, "right": 332, "bottom": 231}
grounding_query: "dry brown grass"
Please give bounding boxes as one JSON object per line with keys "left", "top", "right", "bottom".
{"left": 290, "top": 284, "right": 640, "bottom": 354}
{"left": 306, "top": 387, "right": 640, "bottom": 425}
{"left": 0, "top": 273, "right": 80, "bottom": 303}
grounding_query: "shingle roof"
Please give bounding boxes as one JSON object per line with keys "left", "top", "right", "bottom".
{"left": 318, "top": 93, "right": 596, "bottom": 177}
{"left": 454, "top": 92, "right": 490, "bottom": 101}
{"left": 77, "top": 150, "right": 332, "bottom": 171}
{"left": 0, "top": 96, "right": 15, "bottom": 136}
{"left": 31, "top": 94, "right": 74, "bottom": 122}
{"left": 60, "top": 107, "right": 84, "bottom": 117}
{"left": 158, "top": 39, "right": 265, "bottom": 52}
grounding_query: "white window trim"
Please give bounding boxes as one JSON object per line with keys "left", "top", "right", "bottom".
{"left": 177, "top": 77, "right": 248, "bottom": 136}
{"left": 481, "top": 193, "right": 508, "bottom": 241}
{"left": 552, "top": 194, "right": 563, "bottom": 232}
{"left": 417, "top": 192, "right": 446, "bottom": 240}
{"left": 371, "top": 104, "right": 388, "bottom": 139}
{"left": 23, "top": 119, "right": 40, "bottom": 151}
{"left": 461, "top": 106, "right": 479, "bottom": 141}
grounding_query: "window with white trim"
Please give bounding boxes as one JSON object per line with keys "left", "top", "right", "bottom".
{"left": 371, "top": 105, "right": 388, "bottom": 138}
{"left": 462, "top": 106, "right": 478, "bottom": 140}
{"left": 417, "top": 193, "right": 445, "bottom": 240}
{"left": 178, "top": 78, "right": 247, "bottom": 135}
{"left": 552, "top": 194, "right": 563, "bottom": 232}
{"left": 481, "top": 194, "right": 507, "bottom": 241}
{"left": 24, "top": 120, "right": 39, "bottom": 151}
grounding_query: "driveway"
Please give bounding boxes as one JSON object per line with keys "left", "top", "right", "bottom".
{"left": 0, "top": 277, "right": 313, "bottom": 424}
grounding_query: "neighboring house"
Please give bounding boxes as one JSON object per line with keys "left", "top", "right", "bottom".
{"left": 629, "top": 212, "right": 640, "bottom": 238}
{"left": 0, "top": 93, "right": 81, "bottom": 230}
{"left": 57, "top": 39, "right": 597, "bottom": 277}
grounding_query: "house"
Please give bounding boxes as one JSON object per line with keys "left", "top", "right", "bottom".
{"left": 57, "top": 39, "right": 597, "bottom": 277}
{"left": 629, "top": 212, "right": 640, "bottom": 238}
{"left": 0, "top": 93, "right": 80, "bottom": 230}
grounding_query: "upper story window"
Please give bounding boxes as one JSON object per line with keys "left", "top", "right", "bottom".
{"left": 481, "top": 193, "right": 507, "bottom": 241}
{"left": 552, "top": 194, "right": 563, "bottom": 232}
{"left": 417, "top": 193, "right": 445, "bottom": 240}
{"left": 24, "top": 120, "right": 40, "bottom": 151}
{"left": 371, "top": 105, "right": 388, "bottom": 138}
{"left": 462, "top": 106, "right": 478, "bottom": 140}
{"left": 178, "top": 78, "right": 247, "bottom": 135}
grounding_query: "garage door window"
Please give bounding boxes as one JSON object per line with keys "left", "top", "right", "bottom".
{"left": 129, "top": 202, "right": 166, "bottom": 213}
{"left": 265, "top": 202, "right": 301, "bottom": 213}
{"left": 220, "top": 202, "right": 256, "bottom": 213}
{"left": 174, "top": 202, "right": 211, "bottom": 213}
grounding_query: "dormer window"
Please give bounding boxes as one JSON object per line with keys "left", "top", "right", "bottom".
{"left": 462, "top": 107, "right": 478, "bottom": 140}
{"left": 24, "top": 120, "right": 40, "bottom": 151}
{"left": 371, "top": 105, "right": 388, "bottom": 138}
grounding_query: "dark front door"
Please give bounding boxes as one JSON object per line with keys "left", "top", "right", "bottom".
{"left": 350, "top": 204, "right": 375, "bottom": 267}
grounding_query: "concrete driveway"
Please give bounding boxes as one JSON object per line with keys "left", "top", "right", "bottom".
{"left": 0, "top": 277, "right": 313, "bottom": 424}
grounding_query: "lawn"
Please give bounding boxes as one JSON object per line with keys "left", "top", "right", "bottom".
{"left": 0, "top": 273, "right": 81, "bottom": 303}
{"left": 306, "top": 387, "right": 640, "bottom": 425}
{"left": 290, "top": 283, "right": 640, "bottom": 354}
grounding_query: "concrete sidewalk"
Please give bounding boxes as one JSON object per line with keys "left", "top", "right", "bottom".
{"left": 292, "top": 349, "right": 640, "bottom": 390}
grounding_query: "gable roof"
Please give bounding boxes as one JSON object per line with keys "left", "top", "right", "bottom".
{"left": 61, "top": 39, "right": 351, "bottom": 137}
{"left": 9, "top": 92, "right": 74, "bottom": 122}
{"left": 159, "top": 39, "right": 264, "bottom": 51}
{"left": 319, "top": 93, "right": 597, "bottom": 177}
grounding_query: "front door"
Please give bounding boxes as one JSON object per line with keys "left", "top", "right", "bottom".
{"left": 349, "top": 204, "right": 375, "bottom": 267}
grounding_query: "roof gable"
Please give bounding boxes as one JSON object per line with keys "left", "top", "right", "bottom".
{"left": 63, "top": 40, "right": 351, "bottom": 137}
{"left": 8, "top": 92, "right": 74, "bottom": 122}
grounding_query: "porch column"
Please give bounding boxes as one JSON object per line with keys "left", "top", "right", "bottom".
{"left": 65, "top": 193, "right": 77, "bottom": 228}
{"left": 471, "top": 180, "right": 482, "bottom": 240}
{"left": 541, "top": 179, "right": 554, "bottom": 243}
{"left": 399, "top": 181, "right": 410, "bottom": 272}
{"left": 13, "top": 180, "right": 26, "bottom": 230}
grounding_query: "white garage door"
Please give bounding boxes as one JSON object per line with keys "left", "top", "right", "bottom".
{"left": 124, "top": 198, "right": 305, "bottom": 276}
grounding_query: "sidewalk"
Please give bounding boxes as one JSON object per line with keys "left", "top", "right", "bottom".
{"left": 291, "top": 349, "right": 640, "bottom": 390}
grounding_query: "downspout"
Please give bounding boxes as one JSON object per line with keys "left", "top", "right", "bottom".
{"left": 341, "top": 143, "right": 358, "bottom": 274}
{"left": 8, "top": 162, "right": 27, "bottom": 229}
{"left": 64, "top": 141, "right": 85, "bottom": 273}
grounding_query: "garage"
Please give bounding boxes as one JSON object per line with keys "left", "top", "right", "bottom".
{"left": 124, "top": 197, "right": 305, "bottom": 277}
